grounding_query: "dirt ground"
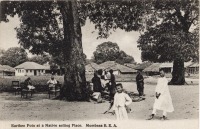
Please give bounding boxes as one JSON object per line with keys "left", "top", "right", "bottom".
{"left": 0, "top": 82, "right": 198, "bottom": 121}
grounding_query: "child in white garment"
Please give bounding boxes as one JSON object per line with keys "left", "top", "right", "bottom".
{"left": 112, "top": 83, "right": 132, "bottom": 120}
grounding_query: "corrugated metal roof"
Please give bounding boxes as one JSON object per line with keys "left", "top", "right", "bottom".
{"left": 185, "top": 61, "right": 194, "bottom": 67}
{"left": 160, "top": 63, "right": 173, "bottom": 68}
{"left": 86, "top": 61, "right": 136, "bottom": 73}
{"left": 134, "top": 62, "right": 152, "bottom": 70}
{"left": 99, "top": 61, "right": 116, "bottom": 69}
{"left": 15, "top": 62, "right": 50, "bottom": 70}
{"left": 0, "top": 65, "right": 15, "bottom": 72}
{"left": 143, "top": 63, "right": 161, "bottom": 72}
{"left": 187, "top": 62, "right": 199, "bottom": 68}
{"left": 85, "top": 63, "right": 102, "bottom": 71}
{"left": 124, "top": 63, "right": 137, "bottom": 69}
{"left": 106, "top": 63, "right": 137, "bottom": 73}
{"left": 160, "top": 61, "right": 194, "bottom": 68}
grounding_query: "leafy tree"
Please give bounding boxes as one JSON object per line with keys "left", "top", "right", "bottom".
{"left": 0, "top": 47, "right": 28, "bottom": 67}
{"left": 1, "top": 1, "right": 87, "bottom": 101}
{"left": 28, "top": 54, "right": 51, "bottom": 65}
{"left": 116, "top": 50, "right": 135, "bottom": 64}
{"left": 138, "top": 0, "right": 199, "bottom": 85}
{"left": 93, "top": 41, "right": 120, "bottom": 64}
{"left": 0, "top": 1, "right": 147, "bottom": 100}
{"left": 0, "top": 48, "right": 5, "bottom": 57}
{"left": 0, "top": 0, "right": 197, "bottom": 101}
{"left": 93, "top": 41, "right": 135, "bottom": 64}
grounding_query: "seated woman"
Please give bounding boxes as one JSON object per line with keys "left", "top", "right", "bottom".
{"left": 24, "top": 77, "right": 35, "bottom": 90}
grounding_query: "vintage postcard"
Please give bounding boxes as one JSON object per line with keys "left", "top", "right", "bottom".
{"left": 0, "top": 0, "right": 199, "bottom": 129}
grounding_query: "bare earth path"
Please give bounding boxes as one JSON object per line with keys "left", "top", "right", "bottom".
{"left": 0, "top": 83, "right": 198, "bottom": 121}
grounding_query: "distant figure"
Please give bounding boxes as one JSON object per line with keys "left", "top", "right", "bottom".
{"left": 136, "top": 70, "right": 144, "bottom": 97}
{"left": 92, "top": 72, "right": 103, "bottom": 92}
{"left": 24, "top": 77, "right": 35, "bottom": 90}
{"left": 112, "top": 83, "right": 132, "bottom": 120}
{"left": 100, "top": 70, "right": 109, "bottom": 88}
{"left": 91, "top": 72, "right": 103, "bottom": 103}
{"left": 109, "top": 69, "right": 116, "bottom": 98}
{"left": 103, "top": 69, "right": 116, "bottom": 114}
{"left": 148, "top": 70, "right": 174, "bottom": 120}
{"left": 47, "top": 76, "right": 57, "bottom": 87}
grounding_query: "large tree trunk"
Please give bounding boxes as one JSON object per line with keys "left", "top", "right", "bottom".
{"left": 58, "top": 1, "right": 88, "bottom": 101}
{"left": 169, "top": 58, "right": 185, "bottom": 85}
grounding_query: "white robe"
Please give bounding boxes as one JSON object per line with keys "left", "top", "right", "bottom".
{"left": 113, "top": 92, "right": 132, "bottom": 120}
{"left": 153, "top": 77, "right": 174, "bottom": 112}
{"left": 47, "top": 79, "right": 57, "bottom": 87}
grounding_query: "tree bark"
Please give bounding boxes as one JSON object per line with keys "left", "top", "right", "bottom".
{"left": 58, "top": 1, "right": 88, "bottom": 101}
{"left": 169, "top": 58, "right": 185, "bottom": 85}
{"left": 169, "top": 9, "right": 192, "bottom": 85}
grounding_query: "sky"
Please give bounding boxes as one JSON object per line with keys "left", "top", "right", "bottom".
{"left": 0, "top": 16, "right": 142, "bottom": 63}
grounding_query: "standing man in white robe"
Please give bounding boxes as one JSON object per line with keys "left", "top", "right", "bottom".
{"left": 148, "top": 70, "right": 174, "bottom": 120}
{"left": 112, "top": 83, "right": 132, "bottom": 120}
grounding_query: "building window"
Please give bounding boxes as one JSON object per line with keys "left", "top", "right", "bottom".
{"left": 26, "top": 70, "right": 28, "bottom": 73}
{"left": 30, "top": 70, "right": 32, "bottom": 72}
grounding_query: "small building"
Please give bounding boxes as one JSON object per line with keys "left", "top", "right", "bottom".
{"left": 106, "top": 63, "right": 137, "bottom": 75}
{"left": 159, "top": 61, "right": 193, "bottom": 74}
{"left": 143, "top": 63, "right": 161, "bottom": 76}
{"left": 134, "top": 62, "right": 152, "bottom": 71}
{"left": 0, "top": 65, "right": 15, "bottom": 76}
{"left": 85, "top": 63, "right": 102, "bottom": 74}
{"left": 98, "top": 61, "right": 119, "bottom": 75}
{"left": 99, "top": 61, "right": 117, "bottom": 69}
{"left": 124, "top": 63, "right": 137, "bottom": 69}
{"left": 159, "top": 63, "right": 173, "bottom": 74}
{"left": 15, "top": 62, "right": 50, "bottom": 76}
{"left": 186, "top": 62, "right": 199, "bottom": 74}
{"left": 98, "top": 61, "right": 137, "bottom": 75}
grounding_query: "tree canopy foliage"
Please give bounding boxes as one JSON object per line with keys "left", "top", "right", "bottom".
{"left": 0, "top": 47, "right": 28, "bottom": 67}
{"left": 0, "top": 49, "right": 5, "bottom": 57}
{"left": 93, "top": 41, "right": 135, "bottom": 64}
{"left": 1, "top": 0, "right": 198, "bottom": 60}
{"left": 137, "top": 0, "right": 199, "bottom": 85}
{"left": 137, "top": 0, "right": 199, "bottom": 63}
{"left": 138, "top": 23, "right": 199, "bottom": 62}
{"left": 0, "top": 0, "right": 198, "bottom": 93}
{"left": 28, "top": 54, "right": 51, "bottom": 65}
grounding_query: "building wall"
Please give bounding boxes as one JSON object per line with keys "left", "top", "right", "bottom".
{"left": 187, "top": 67, "right": 199, "bottom": 74}
{"left": 15, "top": 69, "right": 26, "bottom": 76}
{"left": 160, "top": 68, "right": 172, "bottom": 73}
{"left": 15, "top": 69, "right": 46, "bottom": 76}
{"left": 0, "top": 71, "right": 15, "bottom": 76}
{"left": 113, "top": 70, "right": 120, "bottom": 75}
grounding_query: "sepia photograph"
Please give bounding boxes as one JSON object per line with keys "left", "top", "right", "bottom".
{"left": 0, "top": 0, "right": 199, "bottom": 129}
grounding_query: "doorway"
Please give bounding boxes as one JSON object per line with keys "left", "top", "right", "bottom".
{"left": 34, "top": 70, "right": 37, "bottom": 76}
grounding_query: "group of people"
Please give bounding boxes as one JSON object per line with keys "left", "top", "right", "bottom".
{"left": 91, "top": 69, "right": 174, "bottom": 120}
{"left": 91, "top": 69, "right": 116, "bottom": 103}
{"left": 22, "top": 69, "right": 174, "bottom": 120}
{"left": 22, "top": 76, "right": 58, "bottom": 92}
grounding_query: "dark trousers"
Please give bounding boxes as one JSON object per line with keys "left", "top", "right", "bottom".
{"left": 137, "top": 87, "right": 144, "bottom": 96}
{"left": 137, "top": 82, "right": 144, "bottom": 96}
